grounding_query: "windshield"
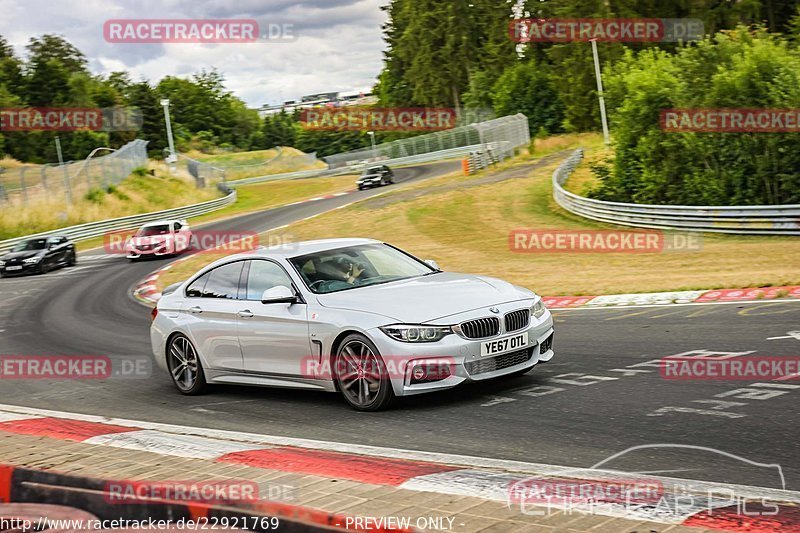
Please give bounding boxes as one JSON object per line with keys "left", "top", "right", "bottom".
{"left": 363, "top": 167, "right": 382, "bottom": 175}
{"left": 289, "top": 243, "right": 435, "bottom": 294}
{"left": 11, "top": 238, "right": 47, "bottom": 252}
{"left": 136, "top": 224, "right": 171, "bottom": 237}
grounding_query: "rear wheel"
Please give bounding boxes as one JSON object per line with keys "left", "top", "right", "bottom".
{"left": 167, "top": 334, "right": 207, "bottom": 395}
{"left": 334, "top": 334, "right": 394, "bottom": 411}
{"left": 68, "top": 252, "right": 77, "bottom": 266}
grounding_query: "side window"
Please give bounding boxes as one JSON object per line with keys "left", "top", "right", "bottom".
{"left": 174, "top": 222, "right": 182, "bottom": 230}
{"left": 199, "top": 262, "right": 244, "bottom": 299}
{"left": 244, "top": 260, "right": 294, "bottom": 300}
{"left": 186, "top": 272, "right": 210, "bottom": 298}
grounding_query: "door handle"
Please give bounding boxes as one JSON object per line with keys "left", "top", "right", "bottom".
{"left": 237, "top": 310, "right": 254, "bottom": 318}
{"left": 188, "top": 306, "right": 203, "bottom": 314}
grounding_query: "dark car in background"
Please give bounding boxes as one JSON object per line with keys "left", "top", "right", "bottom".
{"left": 357, "top": 165, "right": 394, "bottom": 190}
{"left": 0, "top": 236, "right": 76, "bottom": 277}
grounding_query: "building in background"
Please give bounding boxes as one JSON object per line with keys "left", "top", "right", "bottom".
{"left": 257, "top": 91, "right": 377, "bottom": 117}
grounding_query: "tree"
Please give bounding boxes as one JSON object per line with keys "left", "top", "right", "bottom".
{"left": 593, "top": 28, "right": 800, "bottom": 206}
{"left": 492, "top": 60, "right": 563, "bottom": 135}
{"left": 0, "top": 35, "right": 24, "bottom": 98}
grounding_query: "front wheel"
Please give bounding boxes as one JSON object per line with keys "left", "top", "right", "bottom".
{"left": 167, "top": 334, "right": 207, "bottom": 395}
{"left": 334, "top": 334, "right": 394, "bottom": 411}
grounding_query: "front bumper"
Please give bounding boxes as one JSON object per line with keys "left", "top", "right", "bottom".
{"left": 368, "top": 310, "right": 554, "bottom": 397}
{"left": 0, "top": 261, "right": 43, "bottom": 275}
{"left": 357, "top": 177, "right": 382, "bottom": 187}
{"left": 127, "top": 246, "right": 172, "bottom": 259}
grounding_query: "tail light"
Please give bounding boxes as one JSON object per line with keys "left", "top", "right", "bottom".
{"left": 151, "top": 307, "right": 158, "bottom": 322}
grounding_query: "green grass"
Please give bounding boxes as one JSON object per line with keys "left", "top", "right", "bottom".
{"left": 187, "top": 147, "right": 327, "bottom": 181}
{"left": 190, "top": 148, "right": 280, "bottom": 166}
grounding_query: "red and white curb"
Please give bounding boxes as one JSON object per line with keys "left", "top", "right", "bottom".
{"left": 544, "top": 285, "right": 800, "bottom": 310}
{"left": 0, "top": 404, "right": 798, "bottom": 531}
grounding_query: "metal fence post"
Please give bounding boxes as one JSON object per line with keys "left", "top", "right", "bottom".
{"left": 20, "top": 167, "right": 28, "bottom": 205}
{"left": 40, "top": 166, "right": 48, "bottom": 192}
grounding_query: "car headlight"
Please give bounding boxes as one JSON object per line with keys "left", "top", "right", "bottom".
{"left": 23, "top": 256, "right": 42, "bottom": 264}
{"left": 532, "top": 299, "right": 547, "bottom": 319}
{"left": 380, "top": 325, "right": 452, "bottom": 343}
{"left": 0, "top": 260, "right": 5, "bottom": 267}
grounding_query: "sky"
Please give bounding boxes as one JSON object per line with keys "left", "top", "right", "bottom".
{"left": 0, "top": 0, "right": 388, "bottom": 108}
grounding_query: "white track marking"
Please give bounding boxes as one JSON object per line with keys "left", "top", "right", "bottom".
{"left": 0, "top": 412, "right": 42, "bottom": 422}
{"left": 84, "top": 429, "right": 269, "bottom": 459}
{"left": 767, "top": 331, "right": 800, "bottom": 341}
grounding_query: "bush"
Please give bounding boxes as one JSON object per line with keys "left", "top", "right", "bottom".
{"left": 592, "top": 28, "right": 800, "bottom": 206}
{"left": 492, "top": 60, "right": 564, "bottom": 136}
{"left": 84, "top": 188, "right": 105, "bottom": 203}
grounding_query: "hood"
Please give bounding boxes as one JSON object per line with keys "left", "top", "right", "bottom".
{"left": 130, "top": 235, "right": 169, "bottom": 246}
{"left": 316, "top": 272, "right": 534, "bottom": 323}
{"left": 358, "top": 173, "right": 381, "bottom": 180}
{"left": 2, "top": 250, "right": 43, "bottom": 261}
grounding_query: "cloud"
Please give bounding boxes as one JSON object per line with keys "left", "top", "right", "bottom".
{"left": 0, "top": 0, "right": 387, "bottom": 107}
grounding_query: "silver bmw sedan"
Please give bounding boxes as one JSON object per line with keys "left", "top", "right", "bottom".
{"left": 150, "top": 238, "right": 554, "bottom": 410}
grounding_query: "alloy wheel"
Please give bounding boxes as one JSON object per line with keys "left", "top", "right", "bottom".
{"left": 168, "top": 335, "right": 200, "bottom": 392}
{"left": 336, "top": 339, "right": 384, "bottom": 408}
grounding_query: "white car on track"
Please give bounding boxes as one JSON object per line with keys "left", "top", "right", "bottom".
{"left": 150, "top": 238, "right": 554, "bottom": 410}
{"left": 127, "top": 220, "right": 192, "bottom": 261}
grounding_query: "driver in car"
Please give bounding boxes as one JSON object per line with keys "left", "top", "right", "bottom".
{"left": 340, "top": 259, "right": 364, "bottom": 285}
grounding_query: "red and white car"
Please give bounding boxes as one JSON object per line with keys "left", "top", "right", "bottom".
{"left": 126, "top": 220, "right": 192, "bottom": 261}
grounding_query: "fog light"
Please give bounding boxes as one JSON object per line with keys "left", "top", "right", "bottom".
{"left": 410, "top": 362, "right": 451, "bottom": 385}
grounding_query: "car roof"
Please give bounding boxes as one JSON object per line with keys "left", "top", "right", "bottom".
{"left": 141, "top": 220, "right": 177, "bottom": 227}
{"left": 218, "top": 238, "right": 383, "bottom": 262}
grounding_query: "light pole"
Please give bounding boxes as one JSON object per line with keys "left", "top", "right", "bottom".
{"left": 590, "top": 39, "right": 610, "bottom": 145}
{"left": 367, "top": 131, "right": 377, "bottom": 160}
{"left": 54, "top": 135, "right": 71, "bottom": 205}
{"left": 160, "top": 98, "right": 177, "bottom": 168}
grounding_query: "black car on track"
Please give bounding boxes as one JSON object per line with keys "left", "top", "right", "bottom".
{"left": 356, "top": 165, "right": 394, "bottom": 190}
{"left": 0, "top": 236, "right": 76, "bottom": 277}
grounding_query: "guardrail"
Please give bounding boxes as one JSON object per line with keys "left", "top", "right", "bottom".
{"left": 0, "top": 190, "right": 236, "bottom": 254}
{"left": 553, "top": 149, "right": 800, "bottom": 235}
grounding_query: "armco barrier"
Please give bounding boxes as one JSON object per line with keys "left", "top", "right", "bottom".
{"left": 553, "top": 149, "right": 800, "bottom": 235}
{"left": 0, "top": 190, "right": 236, "bottom": 254}
{"left": 0, "top": 464, "right": 411, "bottom": 532}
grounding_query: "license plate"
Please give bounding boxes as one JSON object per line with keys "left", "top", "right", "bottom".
{"left": 481, "top": 332, "right": 528, "bottom": 357}
{"left": 6, "top": 266, "right": 22, "bottom": 271}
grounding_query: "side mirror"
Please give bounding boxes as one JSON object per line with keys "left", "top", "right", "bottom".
{"left": 424, "top": 259, "right": 440, "bottom": 270}
{"left": 261, "top": 285, "right": 296, "bottom": 304}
